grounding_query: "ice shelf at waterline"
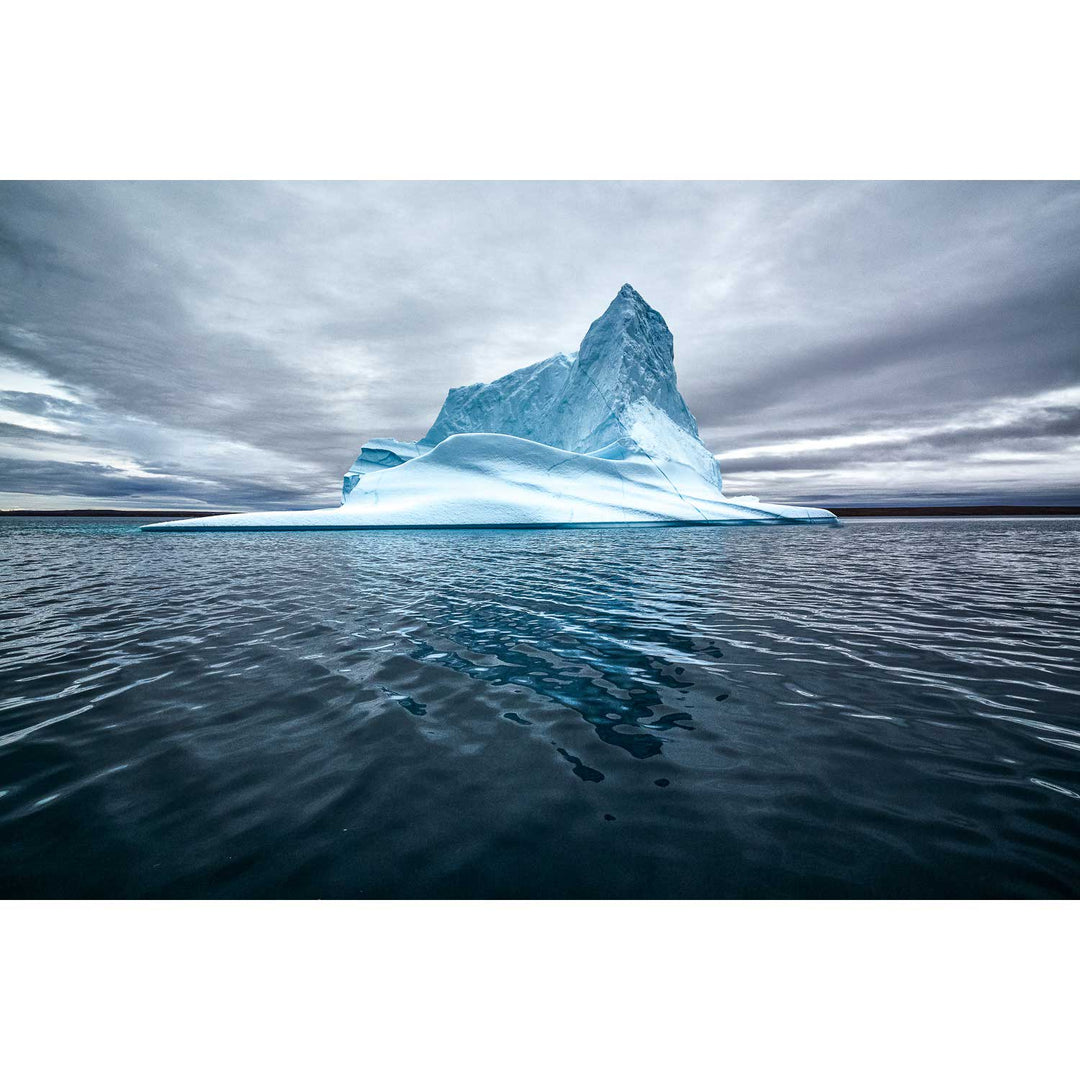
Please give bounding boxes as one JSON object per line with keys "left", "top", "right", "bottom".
{"left": 144, "top": 285, "right": 837, "bottom": 531}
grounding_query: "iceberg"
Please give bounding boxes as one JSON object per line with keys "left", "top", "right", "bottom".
{"left": 145, "top": 285, "right": 837, "bottom": 531}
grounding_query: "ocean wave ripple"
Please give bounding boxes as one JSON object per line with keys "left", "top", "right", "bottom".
{"left": 1, "top": 516, "right": 1078, "bottom": 897}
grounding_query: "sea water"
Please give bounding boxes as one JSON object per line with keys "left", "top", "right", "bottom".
{"left": 1, "top": 516, "right": 1077, "bottom": 897}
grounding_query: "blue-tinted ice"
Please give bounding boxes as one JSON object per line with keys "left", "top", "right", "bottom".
{"left": 145, "top": 285, "right": 836, "bottom": 531}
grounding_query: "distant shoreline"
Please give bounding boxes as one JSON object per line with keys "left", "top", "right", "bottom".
{"left": 2, "top": 505, "right": 1078, "bottom": 519}
{"left": 827, "top": 505, "right": 1080, "bottom": 517}
{"left": 0, "top": 508, "right": 223, "bottom": 518}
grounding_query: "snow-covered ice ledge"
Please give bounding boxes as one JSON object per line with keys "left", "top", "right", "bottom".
{"left": 144, "top": 286, "right": 838, "bottom": 532}
{"left": 143, "top": 434, "right": 836, "bottom": 531}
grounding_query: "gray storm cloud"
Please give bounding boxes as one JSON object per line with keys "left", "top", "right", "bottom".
{"left": 1, "top": 180, "right": 1078, "bottom": 509}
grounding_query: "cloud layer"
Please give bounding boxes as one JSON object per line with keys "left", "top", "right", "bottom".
{"left": 1, "top": 181, "right": 1078, "bottom": 509}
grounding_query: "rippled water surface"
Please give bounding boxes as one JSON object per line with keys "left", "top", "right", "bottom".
{"left": 2, "top": 516, "right": 1079, "bottom": 897}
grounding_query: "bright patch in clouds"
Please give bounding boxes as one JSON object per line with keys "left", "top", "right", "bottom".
{"left": 718, "top": 385, "right": 1080, "bottom": 461}
{"left": 0, "top": 408, "right": 68, "bottom": 434}
{"left": 715, "top": 385, "right": 1080, "bottom": 504}
{"left": 0, "top": 362, "right": 80, "bottom": 402}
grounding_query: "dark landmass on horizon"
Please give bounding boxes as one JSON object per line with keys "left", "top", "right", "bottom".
{"left": 0, "top": 508, "right": 223, "bottom": 518}
{"left": 3, "top": 506, "right": 1079, "bottom": 519}
{"left": 827, "top": 505, "right": 1080, "bottom": 517}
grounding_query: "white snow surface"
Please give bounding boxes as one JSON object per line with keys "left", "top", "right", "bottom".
{"left": 145, "top": 285, "right": 837, "bottom": 531}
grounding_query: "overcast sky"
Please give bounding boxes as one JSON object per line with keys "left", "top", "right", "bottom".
{"left": 1, "top": 180, "right": 1077, "bottom": 510}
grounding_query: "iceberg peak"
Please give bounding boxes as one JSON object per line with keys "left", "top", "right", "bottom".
{"left": 334, "top": 283, "right": 781, "bottom": 512}
{"left": 568, "top": 283, "right": 700, "bottom": 449}
{"left": 404, "top": 283, "right": 704, "bottom": 471}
